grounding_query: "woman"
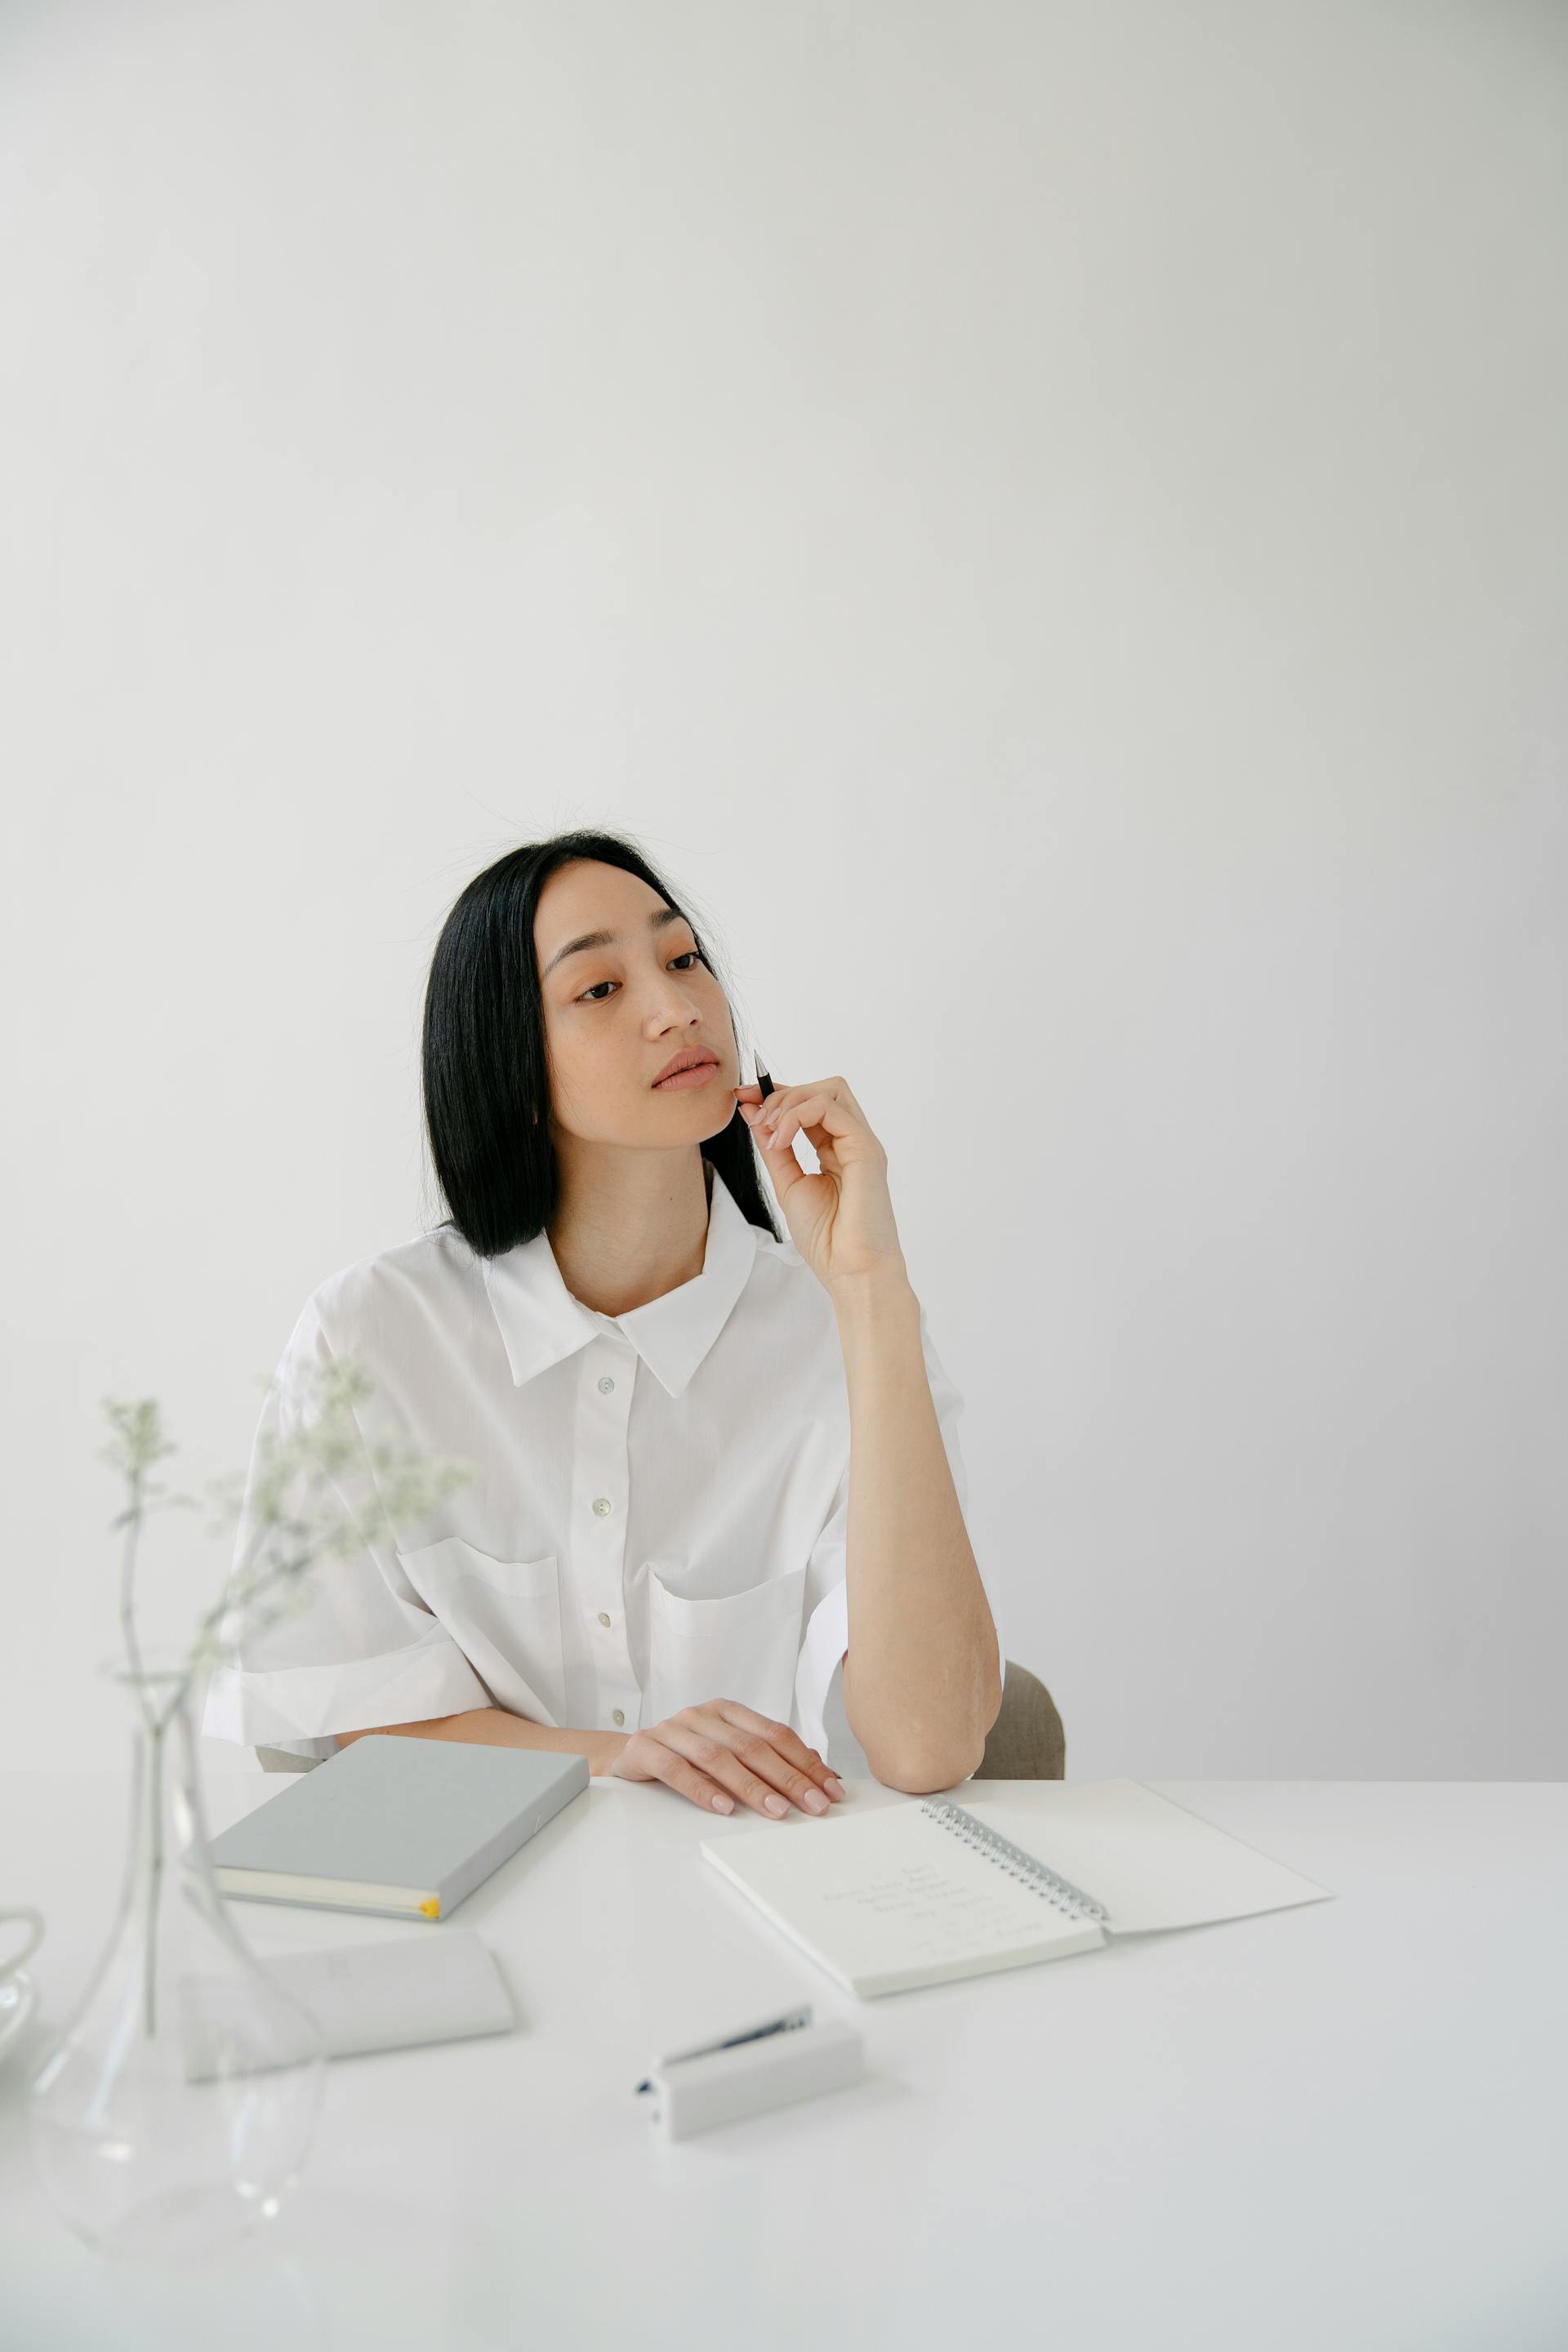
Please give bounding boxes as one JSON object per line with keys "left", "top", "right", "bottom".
{"left": 204, "top": 829, "right": 1005, "bottom": 1815}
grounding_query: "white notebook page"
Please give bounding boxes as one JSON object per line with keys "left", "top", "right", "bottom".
{"left": 702, "top": 1806, "right": 1105, "bottom": 1994}
{"left": 701, "top": 1780, "right": 1334, "bottom": 1997}
{"left": 956, "top": 1780, "right": 1334, "bottom": 1933}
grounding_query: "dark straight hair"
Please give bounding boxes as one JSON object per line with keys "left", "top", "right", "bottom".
{"left": 422, "top": 829, "right": 783, "bottom": 1258}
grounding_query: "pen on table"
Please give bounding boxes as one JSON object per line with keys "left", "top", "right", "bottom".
{"left": 634, "top": 2004, "right": 812, "bottom": 2095}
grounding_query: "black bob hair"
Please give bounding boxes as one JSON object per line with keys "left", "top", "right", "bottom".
{"left": 422, "top": 828, "right": 784, "bottom": 1259}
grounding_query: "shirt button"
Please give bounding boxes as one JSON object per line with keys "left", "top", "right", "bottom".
{"left": 612, "top": 1708, "right": 625, "bottom": 1727}
{"left": 591, "top": 1496, "right": 612, "bottom": 1517}
{"left": 598, "top": 1375, "right": 615, "bottom": 1393}
{"left": 597, "top": 1610, "right": 612, "bottom": 1628}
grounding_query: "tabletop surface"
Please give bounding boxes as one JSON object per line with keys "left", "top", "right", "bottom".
{"left": 2, "top": 1767, "right": 1566, "bottom": 2352}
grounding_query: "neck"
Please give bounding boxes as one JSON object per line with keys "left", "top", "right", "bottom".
{"left": 548, "top": 1152, "right": 714, "bottom": 1318}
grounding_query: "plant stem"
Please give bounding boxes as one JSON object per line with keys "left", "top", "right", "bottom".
{"left": 117, "top": 1463, "right": 158, "bottom": 1742}
{"left": 142, "top": 1722, "right": 164, "bottom": 2038}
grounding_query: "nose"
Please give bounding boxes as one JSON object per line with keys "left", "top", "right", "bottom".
{"left": 648, "top": 982, "right": 706, "bottom": 1027}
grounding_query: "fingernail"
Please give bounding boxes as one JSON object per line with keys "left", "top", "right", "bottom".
{"left": 712, "top": 1793, "right": 733, "bottom": 1812}
{"left": 801, "top": 1787, "right": 828, "bottom": 1814}
{"left": 825, "top": 1776, "right": 846, "bottom": 1799}
{"left": 764, "top": 1793, "right": 787, "bottom": 1815}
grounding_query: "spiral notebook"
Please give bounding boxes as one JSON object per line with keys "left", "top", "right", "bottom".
{"left": 701, "top": 1780, "right": 1334, "bottom": 1998}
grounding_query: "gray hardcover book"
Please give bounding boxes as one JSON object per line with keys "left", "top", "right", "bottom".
{"left": 205, "top": 1734, "right": 590, "bottom": 1922}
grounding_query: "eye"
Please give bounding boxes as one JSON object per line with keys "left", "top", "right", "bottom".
{"left": 577, "top": 951, "right": 704, "bottom": 1004}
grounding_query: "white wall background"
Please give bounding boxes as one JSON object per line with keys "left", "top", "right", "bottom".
{"left": 1, "top": 0, "right": 1562, "bottom": 1784}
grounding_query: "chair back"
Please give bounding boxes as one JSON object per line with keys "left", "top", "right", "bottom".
{"left": 973, "top": 1662, "right": 1066, "bottom": 1780}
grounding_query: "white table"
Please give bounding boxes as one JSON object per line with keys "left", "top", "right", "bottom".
{"left": 2, "top": 1770, "right": 1565, "bottom": 2352}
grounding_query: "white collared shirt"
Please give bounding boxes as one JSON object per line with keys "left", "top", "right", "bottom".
{"left": 202, "top": 1165, "right": 1004, "bottom": 1777}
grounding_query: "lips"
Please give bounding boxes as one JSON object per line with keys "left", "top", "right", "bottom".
{"left": 653, "top": 1049, "right": 719, "bottom": 1086}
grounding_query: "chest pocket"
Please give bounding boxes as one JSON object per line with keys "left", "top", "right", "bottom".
{"left": 643, "top": 1561, "right": 811, "bottom": 1731}
{"left": 395, "top": 1536, "right": 565, "bottom": 1728}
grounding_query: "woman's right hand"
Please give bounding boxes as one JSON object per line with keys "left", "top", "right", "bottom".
{"left": 604, "top": 1699, "right": 846, "bottom": 1818}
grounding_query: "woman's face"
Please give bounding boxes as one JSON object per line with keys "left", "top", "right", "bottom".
{"left": 533, "top": 859, "right": 739, "bottom": 1147}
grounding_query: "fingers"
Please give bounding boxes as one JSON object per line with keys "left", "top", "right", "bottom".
{"left": 612, "top": 1731, "right": 737, "bottom": 1815}
{"left": 613, "top": 1708, "right": 848, "bottom": 1819}
{"left": 740, "top": 1078, "right": 864, "bottom": 1157}
{"left": 715, "top": 1702, "right": 844, "bottom": 1800}
{"left": 736, "top": 1076, "right": 868, "bottom": 1125}
{"left": 676, "top": 1704, "right": 844, "bottom": 1818}
{"left": 645, "top": 1722, "right": 795, "bottom": 1817}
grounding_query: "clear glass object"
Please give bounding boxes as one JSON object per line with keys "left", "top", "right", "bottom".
{"left": 27, "top": 1649, "right": 328, "bottom": 2263}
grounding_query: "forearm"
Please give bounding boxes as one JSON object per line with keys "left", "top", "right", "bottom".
{"left": 833, "top": 1275, "right": 1003, "bottom": 1791}
{"left": 337, "top": 1708, "right": 627, "bottom": 1777}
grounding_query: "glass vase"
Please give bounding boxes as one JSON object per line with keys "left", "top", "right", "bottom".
{"left": 27, "top": 1649, "right": 329, "bottom": 2264}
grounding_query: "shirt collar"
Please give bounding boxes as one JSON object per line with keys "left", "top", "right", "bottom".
{"left": 480, "top": 1165, "right": 762, "bottom": 1400}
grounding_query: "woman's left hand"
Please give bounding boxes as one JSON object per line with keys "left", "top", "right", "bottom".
{"left": 734, "top": 1076, "right": 909, "bottom": 1296}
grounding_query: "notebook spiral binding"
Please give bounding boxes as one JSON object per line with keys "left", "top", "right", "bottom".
{"left": 919, "top": 1797, "right": 1112, "bottom": 1925}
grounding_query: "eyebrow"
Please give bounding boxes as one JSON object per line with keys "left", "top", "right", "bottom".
{"left": 541, "top": 903, "right": 687, "bottom": 979}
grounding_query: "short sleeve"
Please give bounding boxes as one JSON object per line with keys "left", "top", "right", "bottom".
{"left": 200, "top": 1296, "right": 491, "bottom": 1762}
{"left": 791, "top": 1301, "right": 1005, "bottom": 1777}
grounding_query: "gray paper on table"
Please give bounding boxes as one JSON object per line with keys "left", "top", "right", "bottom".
{"left": 178, "top": 1928, "right": 515, "bottom": 2082}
